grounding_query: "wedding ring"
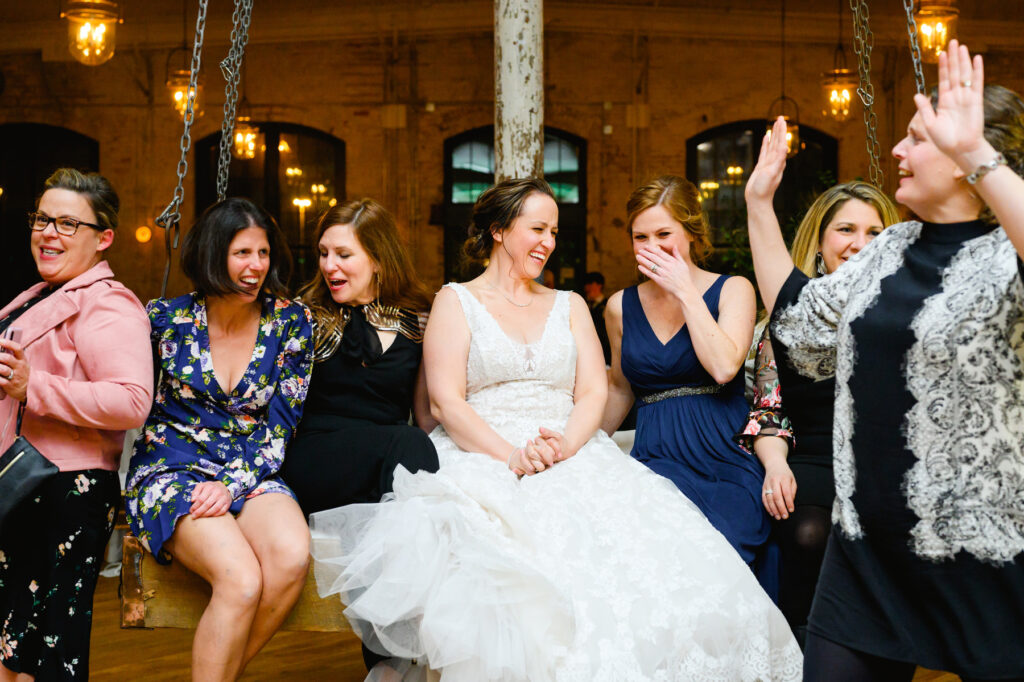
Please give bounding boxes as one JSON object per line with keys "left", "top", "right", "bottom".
{"left": 961, "top": 79, "right": 972, "bottom": 88}
{"left": 651, "top": 263, "right": 659, "bottom": 274}
{"left": 764, "top": 489, "right": 774, "bottom": 495}
{"left": 4, "top": 369, "right": 11, "bottom": 380}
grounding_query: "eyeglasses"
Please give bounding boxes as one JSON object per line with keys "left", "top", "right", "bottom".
{"left": 28, "top": 212, "right": 103, "bottom": 236}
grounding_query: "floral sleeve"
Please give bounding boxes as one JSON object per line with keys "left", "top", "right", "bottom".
{"left": 736, "top": 326, "right": 794, "bottom": 454}
{"left": 216, "top": 303, "right": 314, "bottom": 499}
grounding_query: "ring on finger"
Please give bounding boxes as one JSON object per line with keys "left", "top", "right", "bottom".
{"left": 961, "top": 79, "right": 972, "bottom": 88}
{"left": 764, "top": 489, "right": 774, "bottom": 495}
{"left": 651, "top": 263, "right": 659, "bottom": 274}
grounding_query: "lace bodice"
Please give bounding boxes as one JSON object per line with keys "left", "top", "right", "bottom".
{"left": 444, "top": 283, "right": 576, "bottom": 440}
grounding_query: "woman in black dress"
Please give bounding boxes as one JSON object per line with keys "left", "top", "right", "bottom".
{"left": 747, "top": 42, "right": 1024, "bottom": 680}
{"left": 281, "top": 199, "right": 438, "bottom": 517}
{"left": 738, "top": 181, "right": 900, "bottom": 644}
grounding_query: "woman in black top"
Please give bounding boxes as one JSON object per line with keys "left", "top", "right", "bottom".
{"left": 282, "top": 199, "right": 438, "bottom": 518}
{"left": 747, "top": 42, "right": 1024, "bottom": 680}
{"left": 738, "top": 181, "right": 899, "bottom": 644}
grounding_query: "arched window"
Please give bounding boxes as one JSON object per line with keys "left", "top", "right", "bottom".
{"left": 196, "top": 123, "right": 345, "bottom": 288}
{"left": 442, "top": 126, "right": 586, "bottom": 285}
{"left": 0, "top": 124, "right": 99, "bottom": 303}
{"left": 686, "top": 121, "right": 837, "bottom": 279}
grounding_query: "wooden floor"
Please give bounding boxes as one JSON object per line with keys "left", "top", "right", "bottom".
{"left": 88, "top": 575, "right": 961, "bottom": 681}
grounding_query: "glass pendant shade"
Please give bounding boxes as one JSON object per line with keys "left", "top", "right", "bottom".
{"left": 62, "top": 0, "right": 121, "bottom": 66}
{"left": 915, "top": 0, "right": 959, "bottom": 63}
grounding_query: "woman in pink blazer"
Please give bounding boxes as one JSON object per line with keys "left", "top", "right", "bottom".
{"left": 0, "top": 169, "right": 153, "bottom": 682}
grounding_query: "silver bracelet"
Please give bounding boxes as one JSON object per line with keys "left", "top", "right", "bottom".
{"left": 966, "top": 152, "right": 1007, "bottom": 184}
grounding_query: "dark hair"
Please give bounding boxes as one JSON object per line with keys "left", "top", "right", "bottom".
{"left": 930, "top": 84, "right": 1024, "bottom": 225}
{"left": 40, "top": 168, "right": 119, "bottom": 230}
{"left": 297, "top": 198, "right": 432, "bottom": 318}
{"left": 625, "top": 175, "right": 712, "bottom": 264}
{"left": 181, "top": 198, "right": 291, "bottom": 298}
{"left": 463, "top": 177, "right": 555, "bottom": 263}
{"left": 583, "top": 271, "right": 605, "bottom": 287}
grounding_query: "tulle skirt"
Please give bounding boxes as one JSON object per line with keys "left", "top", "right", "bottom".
{"left": 310, "top": 430, "right": 802, "bottom": 681}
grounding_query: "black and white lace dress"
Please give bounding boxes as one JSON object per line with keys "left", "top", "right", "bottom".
{"left": 771, "top": 219, "right": 1024, "bottom": 678}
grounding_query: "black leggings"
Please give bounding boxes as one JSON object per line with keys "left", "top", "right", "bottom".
{"left": 776, "top": 504, "right": 831, "bottom": 634}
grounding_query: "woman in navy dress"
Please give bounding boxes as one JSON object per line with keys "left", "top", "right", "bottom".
{"left": 602, "top": 175, "right": 773, "bottom": 594}
{"left": 126, "top": 198, "right": 314, "bottom": 681}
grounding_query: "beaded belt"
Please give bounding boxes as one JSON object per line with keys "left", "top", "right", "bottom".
{"left": 639, "top": 384, "right": 723, "bottom": 405}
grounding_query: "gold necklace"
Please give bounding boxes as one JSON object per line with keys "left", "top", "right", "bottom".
{"left": 482, "top": 276, "right": 533, "bottom": 307}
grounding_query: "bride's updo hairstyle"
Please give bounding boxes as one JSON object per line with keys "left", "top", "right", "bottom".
{"left": 463, "top": 177, "right": 556, "bottom": 263}
{"left": 626, "top": 175, "right": 712, "bottom": 264}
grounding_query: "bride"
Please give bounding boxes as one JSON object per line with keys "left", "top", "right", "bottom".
{"left": 310, "top": 178, "right": 801, "bottom": 681}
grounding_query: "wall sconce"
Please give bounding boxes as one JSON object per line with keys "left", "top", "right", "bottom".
{"left": 916, "top": 0, "right": 958, "bottom": 63}
{"left": 135, "top": 225, "right": 152, "bottom": 243}
{"left": 61, "top": 0, "right": 122, "bottom": 66}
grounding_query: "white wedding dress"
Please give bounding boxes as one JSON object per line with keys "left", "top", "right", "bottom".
{"left": 310, "top": 283, "right": 802, "bottom": 682}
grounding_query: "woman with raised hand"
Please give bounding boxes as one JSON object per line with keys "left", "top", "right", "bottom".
{"left": 736, "top": 182, "right": 900, "bottom": 645}
{"left": 311, "top": 178, "right": 801, "bottom": 682}
{"left": 747, "top": 40, "right": 1024, "bottom": 680}
{"left": 126, "top": 198, "right": 313, "bottom": 681}
{"left": 0, "top": 169, "right": 153, "bottom": 682}
{"left": 600, "top": 175, "right": 774, "bottom": 594}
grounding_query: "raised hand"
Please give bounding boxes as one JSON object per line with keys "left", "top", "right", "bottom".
{"left": 636, "top": 245, "right": 699, "bottom": 301}
{"left": 745, "top": 116, "right": 789, "bottom": 205}
{"left": 914, "top": 40, "right": 987, "bottom": 164}
{"left": 189, "top": 480, "right": 232, "bottom": 518}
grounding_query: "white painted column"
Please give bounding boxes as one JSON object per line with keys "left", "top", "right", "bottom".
{"left": 494, "top": 0, "right": 544, "bottom": 181}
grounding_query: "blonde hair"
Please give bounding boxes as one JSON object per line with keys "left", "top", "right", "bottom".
{"left": 625, "top": 175, "right": 712, "bottom": 264}
{"left": 790, "top": 181, "right": 901, "bottom": 277}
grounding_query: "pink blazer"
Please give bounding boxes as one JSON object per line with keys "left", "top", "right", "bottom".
{"left": 0, "top": 261, "right": 154, "bottom": 472}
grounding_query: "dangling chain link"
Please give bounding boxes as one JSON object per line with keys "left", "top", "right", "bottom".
{"left": 902, "top": 0, "right": 927, "bottom": 94}
{"left": 155, "top": 0, "right": 209, "bottom": 297}
{"left": 849, "top": 0, "right": 883, "bottom": 188}
{"left": 215, "top": 0, "right": 254, "bottom": 202}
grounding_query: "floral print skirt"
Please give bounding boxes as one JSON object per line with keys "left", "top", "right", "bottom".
{"left": 0, "top": 469, "right": 119, "bottom": 681}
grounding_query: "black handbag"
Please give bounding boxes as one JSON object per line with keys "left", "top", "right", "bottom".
{"left": 0, "top": 402, "right": 58, "bottom": 528}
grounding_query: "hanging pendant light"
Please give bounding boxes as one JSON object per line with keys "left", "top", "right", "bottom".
{"left": 166, "top": 65, "right": 202, "bottom": 120}
{"left": 165, "top": 0, "right": 202, "bottom": 120}
{"left": 232, "top": 117, "right": 262, "bottom": 160}
{"left": 767, "top": 0, "right": 801, "bottom": 157}
{"left": 61, "top": 0, "right": 122, "bottom": 66}
{"left": 821, "top": 0, "right": 857, "bottom": 122}
{"left": 915, "top": 0, "right": 958, "bottom": 63}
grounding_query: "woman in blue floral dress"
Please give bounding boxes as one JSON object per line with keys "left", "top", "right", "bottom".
{"left": 126, "top": 198, "right": 313, "bottom": 681}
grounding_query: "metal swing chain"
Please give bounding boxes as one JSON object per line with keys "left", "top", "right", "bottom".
{"left": 849, "top": 0, "right": 883, "bottom": 188}
{"left": 155, "top": 0, "right": 209, "bottom": 298}
{"left": 902, "top": 0, "right": 927, "bottom": 95}
{"left": 215, "top": 0, "right": 254, "bottom": 202}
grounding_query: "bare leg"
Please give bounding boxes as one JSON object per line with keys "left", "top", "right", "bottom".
{"left": 0, "top": 665, "right": 34, "bottom": 682}
{"left": 234, "top": 494, "right": 310, "bottom": 672}
{"left": 164, "top": 514, "right": 264, "bottom": 682}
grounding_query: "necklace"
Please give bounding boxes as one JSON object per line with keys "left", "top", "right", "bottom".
{"left": 482, "top": 276, "right": 533, "bottom": 307}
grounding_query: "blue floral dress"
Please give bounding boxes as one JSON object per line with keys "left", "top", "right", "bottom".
{"left": 125, "top": 293, "right": 313, "bottom": 562}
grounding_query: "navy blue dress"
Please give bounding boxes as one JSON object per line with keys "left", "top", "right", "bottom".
{"left": 621, "top": 278, "right": 775, "bottom": 594}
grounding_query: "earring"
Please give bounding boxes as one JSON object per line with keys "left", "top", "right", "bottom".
{"left": 815, "top": 252, "right": 828, "bottom": 277}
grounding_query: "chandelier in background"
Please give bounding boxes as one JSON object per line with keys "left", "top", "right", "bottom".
{"left": 915, "top": 0, "right": 959, "bottom": 63}
{"left": 61, "top": 0, "right": 122, "bottom": 66}
{"left": 767, "top": 0, "right": 801, "bottom": 157}
{"left": 821, "top": 0, "right": 856, "bottom": 122}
